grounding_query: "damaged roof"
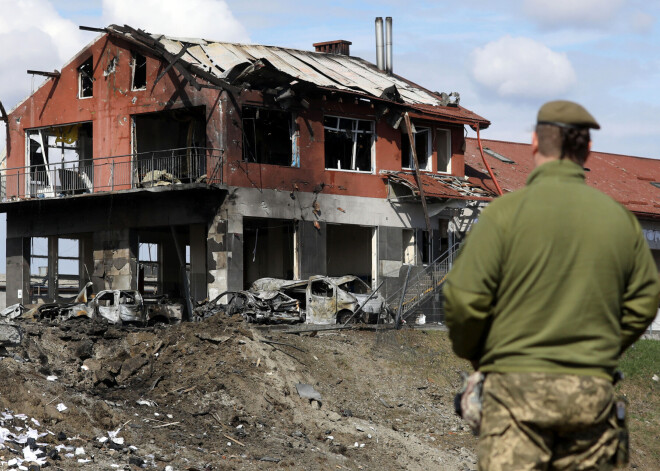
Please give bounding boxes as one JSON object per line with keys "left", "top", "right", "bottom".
{"left": 105, "top": 25, "right": 489, "bottom": 127}
{"left": 381, "top": 170, "right": 494, "bottom": 201}
{"left": 464, "top": 138, "right": 660, "bottom": 218}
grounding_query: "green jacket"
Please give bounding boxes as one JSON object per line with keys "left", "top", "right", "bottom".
{"left": 444, "top": 160, "right": 660, "bottom": 380}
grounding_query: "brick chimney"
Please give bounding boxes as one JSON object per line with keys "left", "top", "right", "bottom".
{"left": 313, "top": 40, "right": 352, "bottom": 56}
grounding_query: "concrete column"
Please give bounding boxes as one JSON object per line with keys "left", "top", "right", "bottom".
{"left": 207, "top": 213, "right": 243, "bottom": 300}
{"left": 6, "top": 237, "right": 30, "bottom": 306}
{"left": 294, "top": 220, "right": 326, "bottom": 280}
{"left": 189, "top": 224, "right": 207, "bottom": 302}
{"left": 47, "top": 236, "right": 58, "bottom": 300}
{"left": 92, "top": 229, "right": 138, "bottom": 292}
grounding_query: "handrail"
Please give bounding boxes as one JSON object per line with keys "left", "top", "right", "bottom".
{"left": 386, "top": 240, "right": 461, "bottom": 318}
{"left": 0, "top": 147, "right": 224, "bottom": 202}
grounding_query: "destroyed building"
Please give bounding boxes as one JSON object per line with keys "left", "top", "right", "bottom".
{"left": 0, "top": 23, "right": 493, "bottom": 313}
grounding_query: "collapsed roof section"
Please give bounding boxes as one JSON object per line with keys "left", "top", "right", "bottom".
{"left": 382, "top": 170, "right": 494, "bottom": 202}
{"left": 104, "top": 24, "right": 490, "bottom": 128}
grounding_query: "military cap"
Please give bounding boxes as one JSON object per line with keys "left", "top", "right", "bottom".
{"left": 537, "top": 100, "right": 600, "bottom": 130}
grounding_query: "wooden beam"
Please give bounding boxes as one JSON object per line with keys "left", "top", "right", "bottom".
{"left": 27, "top": 70, "right": 60, "bottom": 78}
{"left": 403, "top": 112, "right": 432, "bottom": 234}
{"left": 79, "top": 26, "right": 108, "bottom": 33}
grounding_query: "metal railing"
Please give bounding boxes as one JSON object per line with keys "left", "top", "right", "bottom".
{"left": 1, "top": 147, "right": 224, "bottom": 202}
{"left": 386, "top": 241, "right": 461, "bottom": 324}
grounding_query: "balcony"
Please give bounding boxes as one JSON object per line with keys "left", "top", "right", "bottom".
{"left": 1, "top": 147, "right": 224, "bottom": 202}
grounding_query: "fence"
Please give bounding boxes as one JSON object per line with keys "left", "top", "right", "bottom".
{"left": 1, "top": 147, "right": 224, "bottom": 202}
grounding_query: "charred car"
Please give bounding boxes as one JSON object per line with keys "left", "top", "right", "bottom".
{"left": 251, "top": 275, "right": 390, "bottom": 325}
{"left": 193, "top": 290, "right": 301, "bottom": 324}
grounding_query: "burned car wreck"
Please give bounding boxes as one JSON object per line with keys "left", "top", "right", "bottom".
{"left": 193, "top": 290, "right": 301, "bottom": 324}
{"left": 1, "top": 283, "right": 183, "bottom": 326}
{"left": 191, "top": 275, "right": 390, "bottom": 325}
{"left": 250, "top": 275, "right": 391, "bottom": 325}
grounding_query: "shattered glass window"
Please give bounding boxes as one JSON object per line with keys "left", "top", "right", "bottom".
{"left": 78, "top": 57, "right": 94, "bottom": 98}
{"left": 311, "top": 280, "right": 334, "bottom": 297}
{"left": 242, "top": 106, "right": 295, "bottom": 166}
{"left": 132, "top": 52, "right": 147, "bottom": 90}
{"left": 402, "top": 126, "right": 431, "bottom": 171}
{"left": 324, "top": 115, "right": 374, "bottom": 172}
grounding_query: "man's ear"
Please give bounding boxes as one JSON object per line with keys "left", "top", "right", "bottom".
{"left": 531, "top": 132, "right": 539, "bottom": 155}
{"left": 584, "top": 140, "right": 592, "bottom": 164}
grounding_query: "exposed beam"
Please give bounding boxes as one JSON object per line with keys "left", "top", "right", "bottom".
{"left": 79, "top": 26, "right": 108, "bottom": 33}
{"left": 403, "top": 112, "right": 432, "bottom": 235}
{"left": 27, "top": 70, "right": 60, "bottom": 78}
{"left": 0, "top": 100, "right": 7, "bottom": 123}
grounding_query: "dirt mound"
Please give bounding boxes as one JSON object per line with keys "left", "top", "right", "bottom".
{"left": 0, "top": 315, "right": 478, "bottom": 470}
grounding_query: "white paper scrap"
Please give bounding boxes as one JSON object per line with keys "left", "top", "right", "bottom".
{"left": 56, "top": 403, "right": 68, "bottom": 412}
{"left": 46, "top": 376, "right": 58, "bottom": 382}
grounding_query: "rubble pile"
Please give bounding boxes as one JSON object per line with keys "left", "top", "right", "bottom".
{"left": 0, "top": 305, "right": 481, "bottom": 470}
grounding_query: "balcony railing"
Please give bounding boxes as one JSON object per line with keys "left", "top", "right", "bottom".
{"left": 1, "top": 147, "right": 224, "bottom": 202}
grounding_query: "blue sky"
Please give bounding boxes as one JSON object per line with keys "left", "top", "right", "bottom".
{"left": 0, "top": 0, "right": 659, "bottom": 273}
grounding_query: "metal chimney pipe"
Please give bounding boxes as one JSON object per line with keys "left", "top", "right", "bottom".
{"left": 385, "top": 17, "right": 393, "bottom": 74}
{"left": 375, "top": 17, "right": 385, "bottom": 71}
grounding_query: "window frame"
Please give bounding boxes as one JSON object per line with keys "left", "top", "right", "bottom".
{"left": 131, "top": 52, "right": 147, "bottom": 91}
{"left": 436, "top": 128, "right": 452, "bottom": 174}
{"left": 323, "top": 115, "right": 375, "bottom": 173}
{"left": 78, "top": 57, "right": 94, "bottom": 99}
{"left": 241, "top": 105, "right": 298, "bottom": 167}
{"left": 402, "top": 126, "right": 432, "bottom": 172}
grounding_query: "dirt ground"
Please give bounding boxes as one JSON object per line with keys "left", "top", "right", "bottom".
{"left": 0, "top": 314, "right": 655, "bottom": 470}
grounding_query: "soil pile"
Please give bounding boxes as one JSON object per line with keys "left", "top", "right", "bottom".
{"left": 0, "top": 314, "right": 478, "bottom": 470}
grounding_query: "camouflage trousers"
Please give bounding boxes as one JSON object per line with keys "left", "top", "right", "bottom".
{"left": 478, "top": 373, "right": 620, "bottom": 471}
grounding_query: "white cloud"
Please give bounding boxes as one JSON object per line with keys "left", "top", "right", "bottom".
{"left": 471, "top": 36, "right": 576, "bottom": 99}
{"left": 523, "top": 0, "right": 625, "bottom": 28}
{"left": 102, "top": 0, "right": 250, "bottom": 43}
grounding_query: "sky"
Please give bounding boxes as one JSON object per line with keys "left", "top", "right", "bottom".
{"left": 0, "top": 0, "right": 659, "bottom": 272}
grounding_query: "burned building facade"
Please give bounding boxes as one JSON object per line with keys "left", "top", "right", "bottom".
{"left": 1, "top": 25, "right": 492, "bottom": 311}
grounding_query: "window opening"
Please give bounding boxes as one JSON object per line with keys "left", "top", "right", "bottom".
{"left": 78, "top": 57, "right": 94, "bottom": 98}
{"left": 437, "top": 129, "right": 452, "bottom": 173}
{"left": 421, "top": 230, "right": 431, "bottom": 264}
{"left": 26, "top": 123, "right": 93, "bottom": 196}
{"left": 324, "top": 116, "right": 374, "bottom": 172}
{"left": 57, "top": 238, "right": 80, "bottom": 299}
{"left": 311, "top": 280, "right": 334, "bottom": 297}
{"left": 242, "top": 106, "right": 295, "bottom": 166}
{"left": 30, "top": 237, "right": 49, "bottom": 302}
{"left": 402, "top": 126, "right": 431, "bottom": 171}
{"left": 402, "top": 229, "right": 415, "bottom": 264}
{"left": 139, "top": 242, "right": 161, "bottom": 295}
{"left": 131, "top": 52, "right": 147, "bottom": 90}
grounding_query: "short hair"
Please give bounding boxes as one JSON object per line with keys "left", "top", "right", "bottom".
{"left": 536, "top": 123, "right": 591, "bottom": 165}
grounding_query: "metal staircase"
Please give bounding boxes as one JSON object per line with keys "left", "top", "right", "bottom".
{"left": 386, "top": 242, "right": 461, "bottom": 325}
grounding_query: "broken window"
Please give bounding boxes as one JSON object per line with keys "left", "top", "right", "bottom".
{"left": 133, "top": 108, "right": 206, "bottom": 184}
{"left": 131, "top": 52, "right": 147, "bottom": 90}
{"left": 324, "top": 116, "right": 374, "bottom": 172}
{"left": 78, "top": 57, "right": 94, "bottom": 98}
{"left": 242, "top": 106, "right": 296, "bottom": 166}
{"left": 402, "top": 126, "right": 431, "bottom": 171}
{"left": 437, "top": 129, "right": 452, "bottom": 173}
{"left": 311, "top": 280, "right": 334, "bottom": 297}
{"left": 138, "top": 242, "right": 161, "bottom": 295}
{"left": 26, "top": 123, "right": 93, "bottom": 196}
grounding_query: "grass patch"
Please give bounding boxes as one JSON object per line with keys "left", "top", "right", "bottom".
{"left": 618, "top": 339, "right": 660, "bottom": 380}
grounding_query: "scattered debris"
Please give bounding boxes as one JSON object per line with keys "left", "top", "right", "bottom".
{"left": 295, "top": 383, "right": 322, "bottom": 403}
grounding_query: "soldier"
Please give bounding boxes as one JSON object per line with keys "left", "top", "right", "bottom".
{"left": 444, "top": 100, "right": 660, "bottom": 470}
